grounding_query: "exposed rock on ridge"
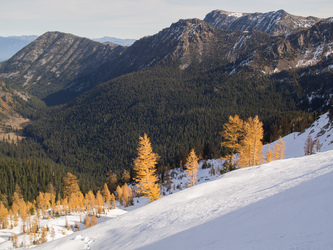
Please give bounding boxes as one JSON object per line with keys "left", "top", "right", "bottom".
{"left": 204, "top": 9, "right": 321, "bottom": 36}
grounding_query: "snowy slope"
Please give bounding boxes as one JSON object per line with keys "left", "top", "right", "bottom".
{"left": 265, "top": 112, "right": 333, "bottom": 158}
{"left": 36, "top": 149, "right": 333, "bottom": 249}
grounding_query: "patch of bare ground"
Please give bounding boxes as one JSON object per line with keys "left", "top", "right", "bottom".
{"left": 0, "top": 114, "right": 31, "bottom": 144}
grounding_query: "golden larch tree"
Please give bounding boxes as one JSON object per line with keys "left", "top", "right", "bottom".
{"left": 122, "top": 184, "right": 129, "bottom": 207}
{"left": 265, "top": 145, "right": 274, "bottom": 163}
{"left": 62, "top": 172, "right": 80, "bottom": 199}
{"left": 238, "top": 116, "right": 263, "bottom": 168}
{"left": 221, "top": 115, "right": 244, "bottom": 169}
{"left": 84, "top": 190, "right": 95, "bottom": 214}
{"left": 273, "top": 136, "right": 286, "bottom": 160}
{"left": 116, "top": 185, "right": 123, "bottom": 205}
{"left": 184, "top": 149, "right": 199, "bottom": 187}
{"left": 101, "top": 183, "right": 112, "bottom": 210}
{"left": 95, "top": 191, "right": 104, "bottom": 214}
{"left": 0, "top": 202, "right": 8, "bottom": 229}
{"left": 221, "top": 115, "right": 244, "bottom": 154}
{"left": 133, "top": 134, "right": 161, "bottom": 202}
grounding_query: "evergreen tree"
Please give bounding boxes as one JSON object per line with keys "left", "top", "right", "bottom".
{"left": 106, "top": 172, "right": 118, "bottom": 194}
{"left": 121, "top": 170, "right": 131, "bottom": 184}
{"left": 184, "top": 149, "right": 199, "bottom": 187}
{"left": 133, "top": 134, "right": 161, "bottom": 202}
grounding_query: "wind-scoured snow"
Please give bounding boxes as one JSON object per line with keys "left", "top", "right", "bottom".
{"left": 36, "top": 115, "right": 333, "bottom": 249}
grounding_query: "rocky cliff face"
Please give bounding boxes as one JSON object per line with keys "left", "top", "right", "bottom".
{"left": 0, "top": 32, "right": 125, "bottom": 99}
{"left": 204, "top": 9, "right": 321, "bottom": 36}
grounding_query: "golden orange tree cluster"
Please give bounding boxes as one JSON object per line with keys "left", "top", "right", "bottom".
{"left": 221, "top": 115, "right": 286, "bottom": 168}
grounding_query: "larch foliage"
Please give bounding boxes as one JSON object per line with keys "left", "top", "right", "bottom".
{"left": 221, "top": 115, "right": 244, "bottom": 168}
{"left": 116, "top": 185, "right": 123, "bottom": 205}
{"left": 220, "top": 115, "right": 244, "bottom": 154}
{"left": 237, "top": 116, "right": 263, "bottom": 168}
{"left": 85, "top": 190, "right": 95, "bottom": 214}
{"left": 101, "top": 183, "right": 112, "bottom": 210}
{"left": 185, "top": 149, "right": 199, "bottom": 187}
{"left": 133, "top": 134, "right": 161, "bottom": 202}
{"left": 121, "top": 170, "right": 131, "bottom": 184}
{"left": 122, "top": 184, "right": 129, "bottom": 207}
{"left": 95, "top": 191, "right": 104, "bottom": 214}
{"left": 265, "top": 144, "right": 274, "bottom": 163}
{"left": 110, "top": 193, "right": 116, "bottom": 209}
{"left": 0, "top": 202, "right": 8, "bottom": 229}
{"left": 69, "top": 191, "right": 84, "bottom": 213}
{"left": 62, "top": 172, "right": 80, "bottom": 199}
{"left": 273, "top": 136, "right": 286, "bottom": 160}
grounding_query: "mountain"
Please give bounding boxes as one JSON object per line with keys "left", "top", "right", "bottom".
{"left": 0, "top": 35, "right": 37, "bottom": 62}
{"left": 21, "top": 17, "right": 333, "bottom": 188}
{"left": 204, "top": 9, "right": 322, "bottom": 36}
{"left": 0, "top": 32, "right": 126, "bottom": 102}
{"left": 92, "top": 36, "right": 136, "bottom": 46}
{"left": 1, "top": 13, "right": 332, "bottom": 105}
{"left": 35, "top": 148, "right": 333, "bottom": 249}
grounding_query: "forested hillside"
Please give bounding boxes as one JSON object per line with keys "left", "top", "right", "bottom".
{"left": 1, "top": 9, "right": 332, "bottom": 193}
{"left": 24, "top": 61, "right": 323, "bottom": 189}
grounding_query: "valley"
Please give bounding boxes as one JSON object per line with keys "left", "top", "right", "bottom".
{"left": 0, "top": 8, "right": 332, "bottom": 249}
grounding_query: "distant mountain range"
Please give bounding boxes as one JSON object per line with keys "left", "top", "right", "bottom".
{"left": 92, "top": 37, "right": 136, "bottom": 46}
{"left": 0, "top": 35, "right": 38, "bottom": 62}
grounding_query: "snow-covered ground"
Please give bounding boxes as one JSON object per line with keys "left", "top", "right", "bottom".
{"left": 35, "top": 149, "right": 333, "bottom": 250}
{"left": 34, "top": 112, "right": 332, "bottom": 250}
{"left": 0, "top": 112, "right": 332, "bottom": 249}
{"left": 264, "top": 112, "right": 333, "bottom": 158}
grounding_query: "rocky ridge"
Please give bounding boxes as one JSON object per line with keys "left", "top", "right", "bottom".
{"left": 0, "top": 32, "right": 125, "bottom": 99}
{"left": 204, "top": 9, "right": 321, "bottom": 36}
{"left": 0, "top": 10, "right": 332, "bottom": 105}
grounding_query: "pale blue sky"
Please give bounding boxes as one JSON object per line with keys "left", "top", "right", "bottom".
{"left": 1, "top": 0, "right": 332, "bottom": 39}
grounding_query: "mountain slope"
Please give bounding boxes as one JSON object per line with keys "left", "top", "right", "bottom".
{"left": 0, "top": 35, "right": 37, "bottom": 62}
{"left": 267, "top": 112, "right": 333, "bottom": 158}
{"left": 1, "top": 15, "right": 332, "bottom": 106}
{"left": 204, "top": 9, "right": 321, "bottom": 36}
{"left": 36, "top": 149, "right": 333, "bottom": 249}
{"left": 0, "top": 32, "right": 126, "bottom": 101}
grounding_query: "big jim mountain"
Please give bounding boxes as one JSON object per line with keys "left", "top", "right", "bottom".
{"left": 0, "top": 9, "right": 333, "bottom": 191}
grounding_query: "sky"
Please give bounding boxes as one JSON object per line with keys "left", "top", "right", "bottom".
{"left": 1, "top": 0, "right": 333, "bottom": 40}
